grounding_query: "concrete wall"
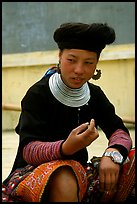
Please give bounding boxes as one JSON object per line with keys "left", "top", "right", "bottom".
{"left": 2, "top": 2, "right": 135, "bottom": 54}
{"left": 2, "top": 44, "right": 135, "bottom": 130}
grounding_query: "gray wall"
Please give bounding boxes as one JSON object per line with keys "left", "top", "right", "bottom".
{"left": 2, "top": 2, "right": 135, "bottom": 54}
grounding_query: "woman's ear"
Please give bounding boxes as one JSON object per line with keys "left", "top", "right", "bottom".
{"left": 58, "top": 49, "right": 62, "bottom": 59}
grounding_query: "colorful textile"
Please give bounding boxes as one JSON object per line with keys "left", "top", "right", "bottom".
{"left": 3, "top": 160, "right": 87, "bottom": 202}
{"left": 23, "top": 140, "right": 64, "bottom": 165}
{"left": 2, "top": 148, "right": 135, "bottom": 202}
{"left": 2, "top": 165, "right": 35, "bottom": 202}
{"left": 82, "top": 157, "right": 103, "bottom": 203}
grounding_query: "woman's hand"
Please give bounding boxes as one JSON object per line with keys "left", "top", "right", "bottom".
{"left": 62, "top": 119, "right": 99, "bottom": 155}
{"left": 99, "top": 148, "right": 121, "bottom": 192}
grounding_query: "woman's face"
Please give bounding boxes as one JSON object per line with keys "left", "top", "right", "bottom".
{"left": 59, "top": 49, "right": 98, "bottom": 88}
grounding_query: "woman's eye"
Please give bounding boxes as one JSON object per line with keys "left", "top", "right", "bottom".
{"left": 85, "top": 62, "right": 93, "bottom": 64}
{"left": 68, "top": 59, "right": 74, "bottom": 62}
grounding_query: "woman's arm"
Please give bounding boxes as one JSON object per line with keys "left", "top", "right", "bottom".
{"left": 23, "top": 140, "right": 64, "bottom": 166}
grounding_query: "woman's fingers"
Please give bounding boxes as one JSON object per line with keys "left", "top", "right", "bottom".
{"left": 63, "top": 119, "right": 99, "bottom": 155}
{"left": 73, "top": 122, "right": 89, "bottom": 134}
{"left": 76, "top": 119, "right": 96, "bottom": 134}
{"left": 100, "top": 172, "right": 118, "bottom": 192}
{"left": 99, "top": 157, "right": 120, "bottom": 192}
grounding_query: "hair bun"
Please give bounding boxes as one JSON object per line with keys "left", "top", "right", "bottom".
{"left": 89, "top": 23, "right": 116, "bottom": 45}
{"left": 53, "top": 22, "right": 116, "bottom": 55}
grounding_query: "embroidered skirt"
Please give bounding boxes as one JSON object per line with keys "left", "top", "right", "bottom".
{"left": 2, "top": 160, "right": 87, "bottom": 202}
{"left": 2, "top": 148, "right": 135, "bottom": 202}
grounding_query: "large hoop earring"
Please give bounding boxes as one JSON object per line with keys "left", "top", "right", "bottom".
{"left": 92, "top": 69, "right": 101, "bottom": 80}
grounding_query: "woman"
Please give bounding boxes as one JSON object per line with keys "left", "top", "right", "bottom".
{"left": 2, "top": 22, "right": 134, "bottom": 202}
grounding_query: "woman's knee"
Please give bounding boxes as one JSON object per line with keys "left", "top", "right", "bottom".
{"left": 46, "top": 166, "right": 79, "bottom": 202}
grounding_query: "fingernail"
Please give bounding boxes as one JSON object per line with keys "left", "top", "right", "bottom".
{"left": 85, "top": 122, "right": 89, "bottom": 126}
{"left": 91, "top": 119, "right": 94, "bottom": 123}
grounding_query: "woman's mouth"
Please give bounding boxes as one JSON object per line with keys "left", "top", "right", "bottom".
{"left": 73, "top": 77, "right": 83, "bottom": 83}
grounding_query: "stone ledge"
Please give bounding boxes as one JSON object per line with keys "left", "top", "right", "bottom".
{"left": 2, "top": 44, "right": 135, "bottom": 68}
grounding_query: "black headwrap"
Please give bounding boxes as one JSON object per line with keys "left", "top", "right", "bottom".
{"left": 53, "top": 22, "right": 116, "bottom": 58}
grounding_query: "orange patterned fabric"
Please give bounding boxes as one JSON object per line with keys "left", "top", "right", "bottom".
{"left": 13, "top": 160, "right": 87, "bottom": 202}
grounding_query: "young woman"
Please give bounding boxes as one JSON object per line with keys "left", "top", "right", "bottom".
{"left": 2, "top": 22, "right": 134, "bottom": 202}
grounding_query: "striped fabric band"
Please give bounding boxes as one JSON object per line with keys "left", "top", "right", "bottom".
{"left": 23, "top": 140, "right": 64, "bottom": 166}
{"left": 108, "top": 129, "right": 132, "bottom": 152}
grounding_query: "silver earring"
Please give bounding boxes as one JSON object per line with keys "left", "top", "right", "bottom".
{"left": 92, "top": 69, "right": 101, "bottom": 80}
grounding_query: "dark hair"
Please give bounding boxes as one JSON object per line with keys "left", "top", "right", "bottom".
{"left": 53, "top": 22, "right": 116, "bottom": 58}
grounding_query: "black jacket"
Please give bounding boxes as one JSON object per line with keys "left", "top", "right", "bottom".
{"left": 11, "top": 74, "right": 130, "bottom": 173}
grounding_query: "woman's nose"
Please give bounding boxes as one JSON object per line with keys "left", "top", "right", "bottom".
{"left": 74, "top": 64, "right": 84, "bottom": 75}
